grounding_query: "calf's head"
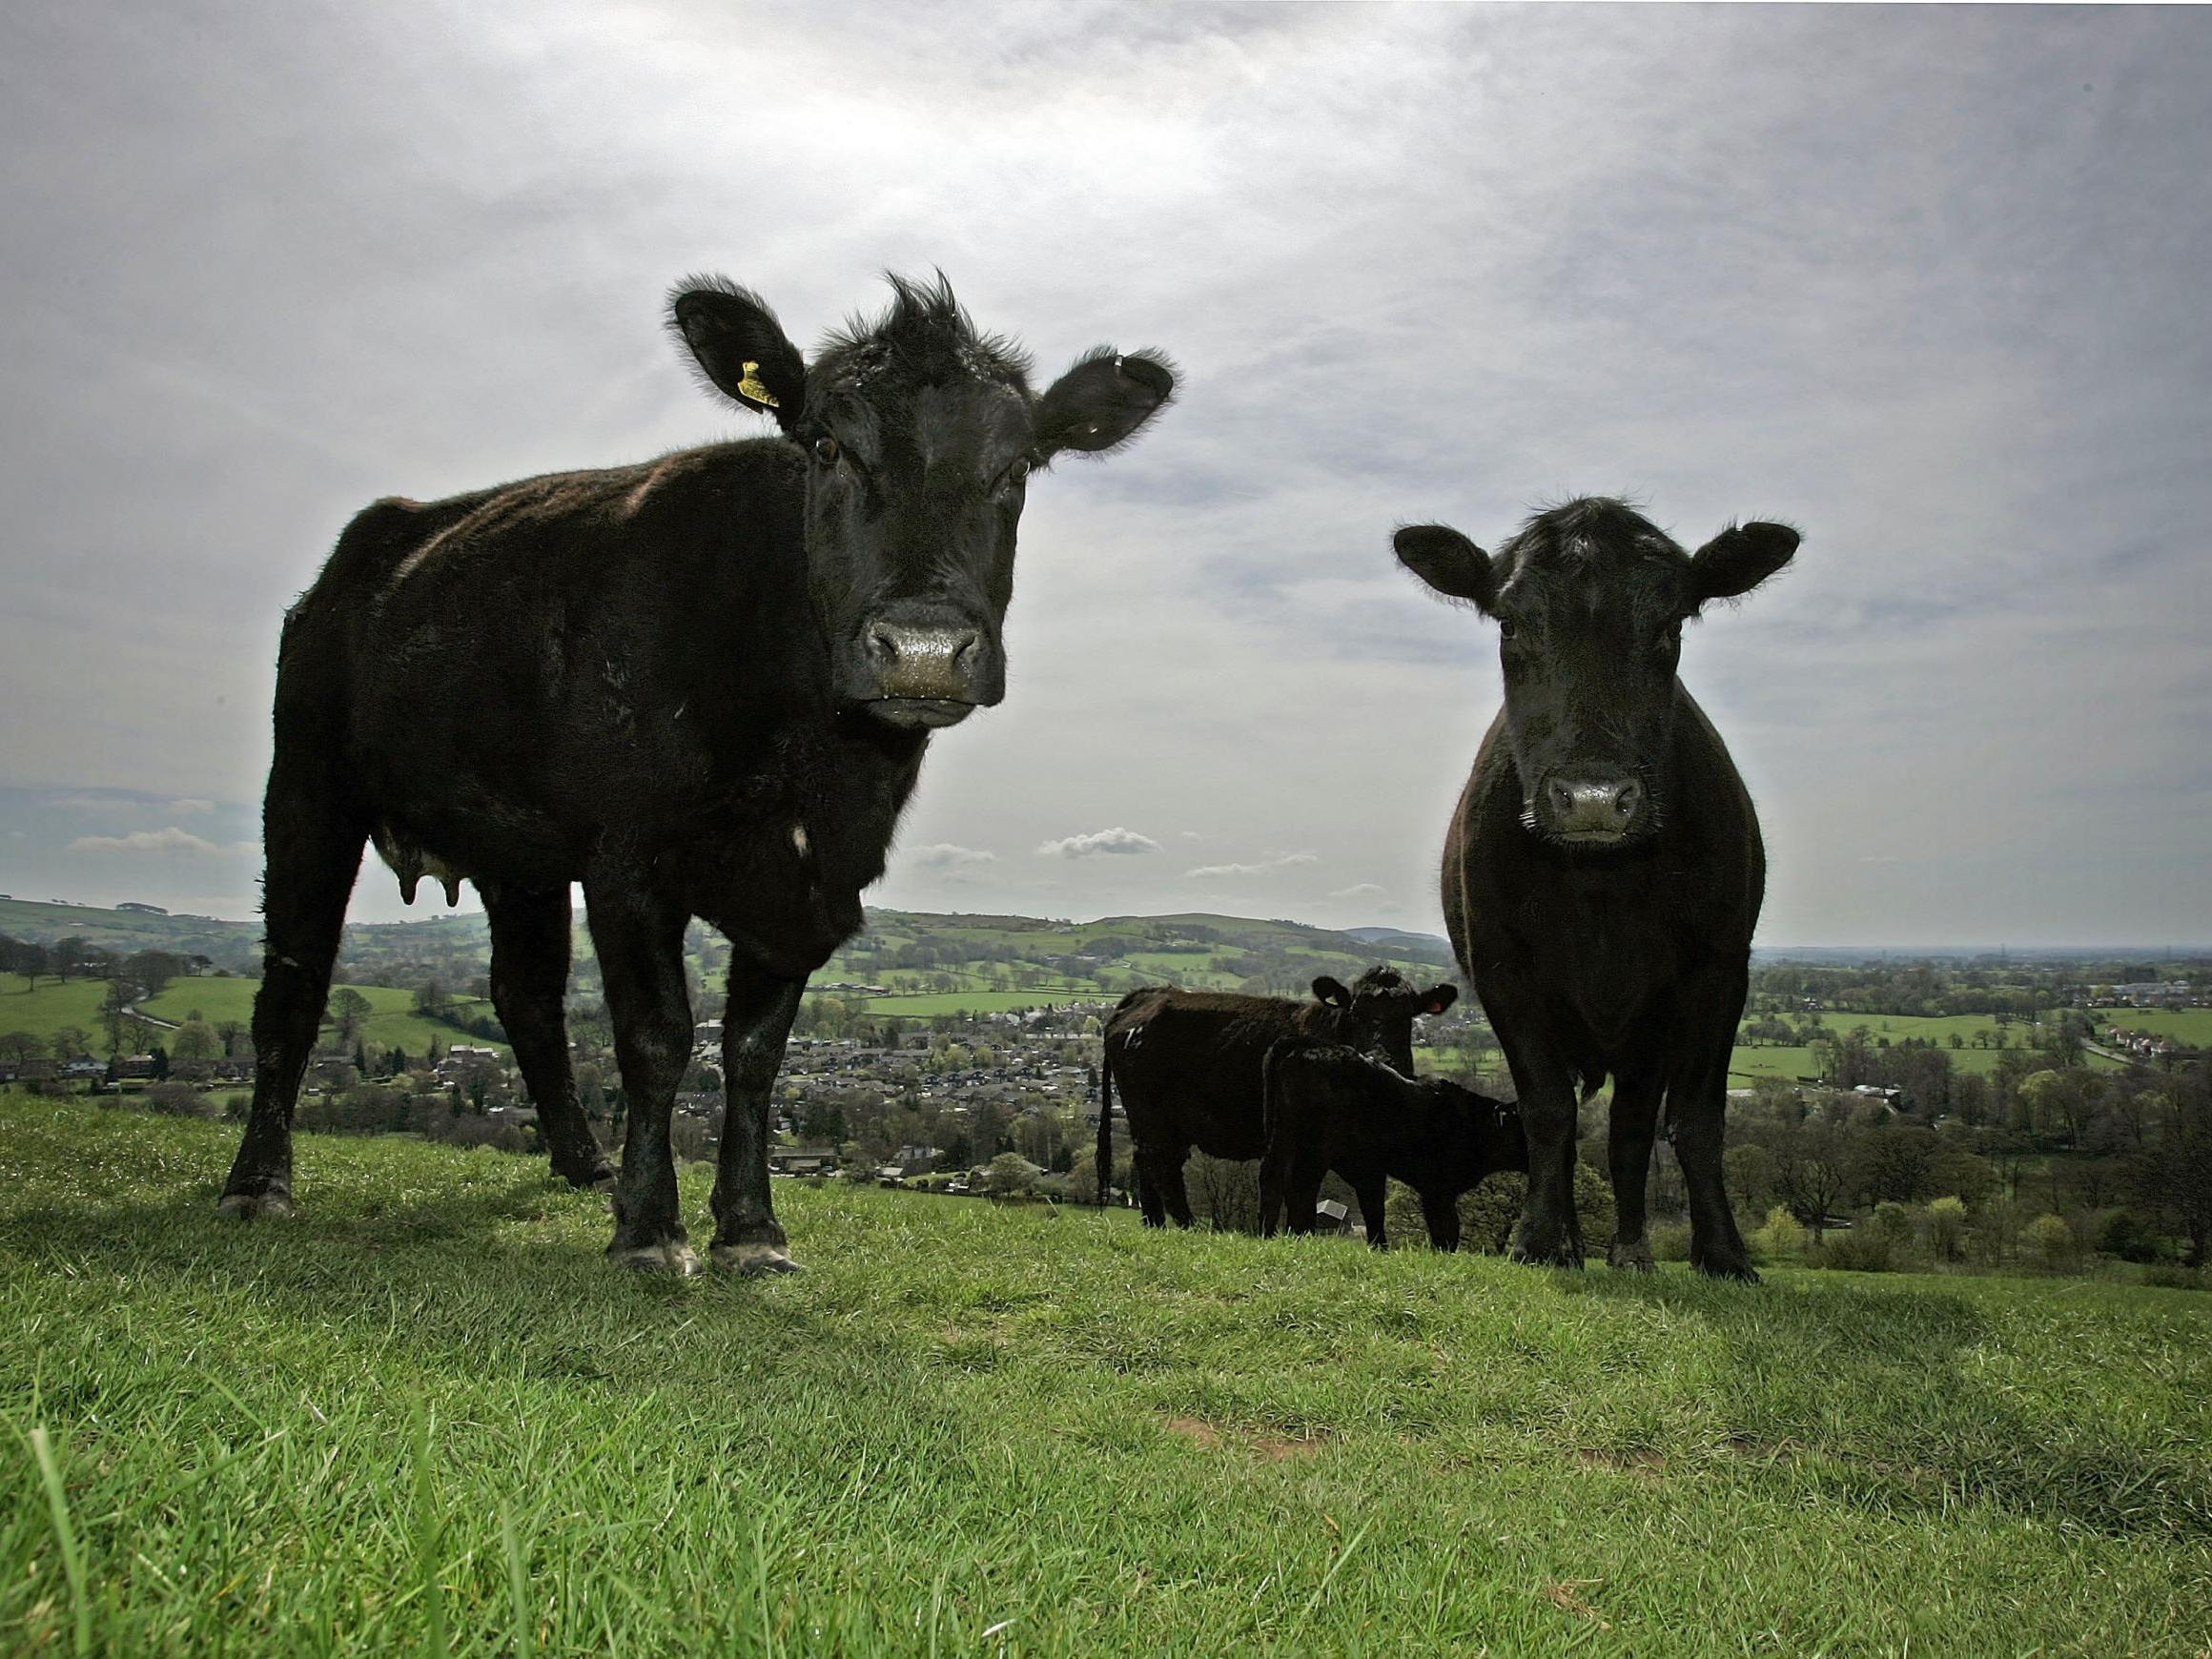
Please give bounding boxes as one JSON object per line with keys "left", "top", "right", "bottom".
{"left": 1312, "top": 966, "right": 1458, "bottom": 1074}
{"left": 1394, "top": 498, "right": 1796, "bottom": 848}
{"left": 672, "top": 273, "right": 1176, "bottom": 729}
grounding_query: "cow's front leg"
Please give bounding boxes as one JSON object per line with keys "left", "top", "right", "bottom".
{"left": 1606, "top": 1068, "right": 1664, "bottom": 1271}
{"left": 1491, "top": 994, "right": 1585, "bottom": 1268}
{"left": 585, "top": 868, "right": 697, "bottom": 1274}
{"left": 710, "top": 961, "right": 806, "bottom": 1275}
{"left": 1420, "top": 1187, "right": 1464, "bottom": 1251}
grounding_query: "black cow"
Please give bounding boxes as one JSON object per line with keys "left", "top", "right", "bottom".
{"left": 1393, "top": 497, "right": 1797, "bottom": 1280}
{"left": 1098, "top": 968, "right": 1456, "bottom": 1227}
{"left": 217, "top": 274, "right": 1176, "bottom": 1274}
{"left": 1260, "top": 1041, "right": 1527, "bottom": 1249}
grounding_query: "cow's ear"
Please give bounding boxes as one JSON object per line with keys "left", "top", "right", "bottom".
{"left": 1419, "top": 985, "right": 1459, "bottom": 1016}
{"left": 1394, "top": 524, "right": 1495, "bottom": 612}
{"left": 668, "top": 276, "right": 806, "bottom": 432}
{"left": 1689, "top": 522, "right": 1797, "bottom": 605}
{"left": 1312, "top": 976, "right": 1351, "bottom": 1008}
{"left": 1034, "top": 348, "right": 1177, "bottom": 458}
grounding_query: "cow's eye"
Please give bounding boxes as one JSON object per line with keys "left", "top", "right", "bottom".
{"left": 1497, "top": 620, "right": 1519, "bottom": 642}
{"left": 812, "top": 435, "right": 840, "bottom": 466}
{"left": 1007, "top": 458, "right": 1031, "bottom": 487}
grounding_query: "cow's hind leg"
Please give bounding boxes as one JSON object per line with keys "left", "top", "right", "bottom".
{"left": 709, "top": 962, "right": 806, "bottom": 1275}
{"left": 1606, "top": 1068, "right": 1664, "bottom": 1271}
{"left": 482, "top": 882, "right": 612, "bottom": 1190}
{"left": 1140, "top": 1147, "right": 1196, "bottom": 1228}
{"left": 585, "top": 867, "right": 697, "bottom": 1274}
{"left": 219, "top": 745, "right": 365, "bottom": 1219}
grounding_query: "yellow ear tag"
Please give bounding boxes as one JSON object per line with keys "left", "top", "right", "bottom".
{"left": 735, "top": 359, "right": 780, "bottom": 408}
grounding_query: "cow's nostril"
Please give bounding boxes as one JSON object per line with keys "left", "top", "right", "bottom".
{"left": 952, "top": 632, "right": 980, "bottom": 669}
{"left": 1614, "top": 782, "right": 1643, "bottom": 819}
{"left": 1548, "top": 781, "right": 1575, "bottom": 814}
{"left": 868, "top": 625, "right": 901, "bottom": 665}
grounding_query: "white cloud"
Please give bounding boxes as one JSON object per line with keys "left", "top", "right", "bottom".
{"left": 911, "top": 843, "right": 996, "bottom": 868}
{"left": 66, "top": 826, "right": 230, "bottom": 856}
{"left": 1329, "top": 883, "right": 1389, "bottom": 902}
{"left": 1185, "top": 850, "right": 1321, "bottom": 879}
{"left": 168, "top": 797, "right": 216, "bottom": 813}
{"left": 1036, "top": 827, "right": 1162, "bottom": 859}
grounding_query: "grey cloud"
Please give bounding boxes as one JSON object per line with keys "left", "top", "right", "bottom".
{"left": 66, "top": 827, "right": 236, "bottom": 857}
{"left": 1037, "top": 828, "right": 1163, "bottom": 859}
{"left": 1185, "top": 850, "right": 1321, "bottom": 879}
{"left": 911, "top": 843, "right": 997, "bottom": 868}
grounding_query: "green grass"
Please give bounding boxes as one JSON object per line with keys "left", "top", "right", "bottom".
{"left": 852, "top": 990, "right": 1109, "bottom": 1016}
{"left": 137, "top": 979, "right": 508, "bottom": 1060}
{"left": 0, "top": 976, "right": 113, "bottom": 1047}
{"left": 2092, "top": 1007, "right": 2212, "bottom": 1047}
{"left": 4, "top": 1100, "right": 2208, "bottom": 1654}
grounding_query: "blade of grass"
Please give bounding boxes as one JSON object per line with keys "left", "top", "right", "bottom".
{"left": 411, "top": 1398, "right": 447, "bottom": 1659}
{"left": 502, "top": 1505, "right": 532, "bottom": 1659}
{"left": 30, "top": 1425, "right": 92, "bottom": 1659}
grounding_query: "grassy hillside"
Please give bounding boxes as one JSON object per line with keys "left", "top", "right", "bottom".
{"left": 0, "top": 974, "right": 505, "bottom": 1060}
{"left": 4, "top": 1101, "right": 2207, "bottom": 1654}
{"left": 138, "top": 979, "right": 508, "bottom": 1060}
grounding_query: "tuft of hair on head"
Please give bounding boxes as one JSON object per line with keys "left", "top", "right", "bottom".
{"left": 1352, "top": 965, "right": 1409, "bottom": 994}
{"left": 823, "top": 269, "right": 1034, "bottom": 384}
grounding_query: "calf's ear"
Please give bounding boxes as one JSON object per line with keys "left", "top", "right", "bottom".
{"left": 1419, "top": 985, "right": 1459, "bottom": 1016}
{"left": 1689, "top": 521, "right": 1798, "bottom": 604}
{"left": 1312, "top": 976, "right": 1351, "bottom": 1008}
{"left": 1393, "top": 524, "right": 1495, "bottom": 611}
{"left": 668, "top": 276, "right": 806, "bottom": 432}
{"left": 1035, "top": 348, "right": 1178, "bottom": 458}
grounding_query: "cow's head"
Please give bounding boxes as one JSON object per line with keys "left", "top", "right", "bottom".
{"left": 671, "top": 273, "right": 1176, "bottom": 729}
{"left": 1313, "top": 966, "right": 1458, "bottom": 1075}
{"left": 1394, "top": 498, "right": 1796, "bottom": 849}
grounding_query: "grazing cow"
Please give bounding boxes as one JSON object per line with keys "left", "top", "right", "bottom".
{"left": 1098, "top": 968, "right": 1457, "bottom": 1227}
{"left": 1260, "top": 1041, "right": 1527, "bottom": 1249}
{"left": 217, "top": 274, "right": 1177, "bottom": 1275}
{"left": 1393, "top": 497, "right": 1797, "bottom": 1280}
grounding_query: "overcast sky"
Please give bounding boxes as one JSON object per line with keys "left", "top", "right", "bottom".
{"left": 2, "top": 3, "right": 2207, "bottom": 948}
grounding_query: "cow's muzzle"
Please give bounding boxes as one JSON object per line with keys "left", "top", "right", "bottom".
{"left": 1535, "top": 771, "right": 1649, "bottom": 845}
{"left": 850, "top": 618, "right": 1001, "bottom": 727}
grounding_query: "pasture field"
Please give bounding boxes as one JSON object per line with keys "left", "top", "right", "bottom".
{"left": 0, "top": 975, "right": 113, "bottom": 1045}
{"left": 137, "top": 979, "right": 509, "bottom": 1060}
{"left": 0, "top": 975, "right": 506, "bottom": 1061}
{"left": 4, "top": 1100, "right": 2208, "bottom": 1655}
{"left": 851, "top": 990, "right": 1114, "bottom": 1017}
{"left": 2094, "top": 1006, "right": 2212, "bottom": 1047}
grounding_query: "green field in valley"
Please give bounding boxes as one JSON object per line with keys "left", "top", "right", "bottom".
{"left": 139, "top": 978, "right": 508, "bottom": 1059}
{"left": 0, "top": 974, "right": 506, "bottom": 1060}
{"left": 852, "top": 989, "right": 1115, "bottom": 1017}
{"left": 3, "top": 1099, "right": 2208, "bottom": 1655}
{"left": 0, "top": 975, "right": 113, "bottom": 1046}
{"left": 2092, "top": 1006, "right": 2212, "bottom": 1047}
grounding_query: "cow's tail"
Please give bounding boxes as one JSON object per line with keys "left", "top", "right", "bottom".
{"left": 1096, "top": 1047, "right": 1115, "bottom": 1208}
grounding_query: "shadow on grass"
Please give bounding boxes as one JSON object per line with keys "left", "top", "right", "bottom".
{"left": 0, "top": 1153, "right": 847, "bottom": 1402}
{"left": 1554, "top": 1266, "right": 2212, "bottom": 1541}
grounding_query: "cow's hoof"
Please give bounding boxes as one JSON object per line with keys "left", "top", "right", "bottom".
{"left": 217, "top": 1187, "right": 294, "bottom": 1220}
{"left": 1608, "top": 1239, "right": 1656, "bottom": 1272}
{"left": 609, "top": 1240, "right": 700, "bottom": 1276}
{"left": 556, "top": 1160, "right": 618, "bottom": 1193}
{"left": 712, "top": 1242, "right": 802, "bottom": 1277}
